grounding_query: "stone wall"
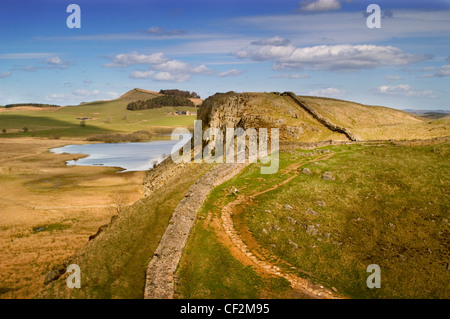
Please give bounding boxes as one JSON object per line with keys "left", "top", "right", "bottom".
{"left": 281, "top": 92, "right": 360, "bottom": 141}
{"left": 143, "top": 162, "right": 248, "bottom": 299}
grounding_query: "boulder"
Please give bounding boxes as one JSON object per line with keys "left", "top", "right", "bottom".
{"left": 322, "top": 171, "right": 335, "bottom": 181}
{"left": 306, "top": 225, "right": 319, "bottom": 236}
{"left": 306, "top": 208, "right": 321, "bottom": 216}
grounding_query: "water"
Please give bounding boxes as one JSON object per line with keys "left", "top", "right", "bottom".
{"left": 50, "top": 134, "right": 191, "bottom": 172}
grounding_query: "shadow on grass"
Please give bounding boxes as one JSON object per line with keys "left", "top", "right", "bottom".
{"left": 0, "top": 114, "right": 113, "bottom": 138}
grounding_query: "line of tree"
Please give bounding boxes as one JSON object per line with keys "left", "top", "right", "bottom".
{"left": 126, "top": 95, "right": 195, "bottom": 111}
{"left": 5, "top": 103, "right": 60, "bottom": 108}
{"left": 159, "top": 89, "right": 200, "bottom": 99}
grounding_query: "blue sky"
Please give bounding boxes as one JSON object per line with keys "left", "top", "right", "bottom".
{"left": 0, "top": 0, "right": 449, "bottom": 110}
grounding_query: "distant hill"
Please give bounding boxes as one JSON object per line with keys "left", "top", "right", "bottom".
{"left": 117, "top": 88, "right": 162, "bottom": 102}
{"left": 403, "top": 109, "right": 450, "bottom": 120}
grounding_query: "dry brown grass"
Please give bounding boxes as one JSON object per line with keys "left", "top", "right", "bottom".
{"left": 0, "top": 138, "right": 146, "bottom": 298}
{"left": 297, "top": 96, "right": 450, "bottom": 140}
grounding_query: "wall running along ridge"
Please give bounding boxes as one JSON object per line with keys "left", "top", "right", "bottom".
{"left": 281, "top": 92, "right": 359, "bottom": 142}
{"left": 144, "top": 162, "right": 249, "bottom": 299}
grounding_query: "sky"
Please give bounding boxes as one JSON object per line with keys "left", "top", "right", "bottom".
{"left": 0, "top": 0, "right": 449, "bottom": 110}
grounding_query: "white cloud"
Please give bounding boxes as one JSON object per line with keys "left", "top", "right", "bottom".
{"left": 146, "top": 26, "right": 186, "bottom": 36}
{"left": 0, "top": 53, "right": 54, "bottom": 59}
{"left": 0, "top": 71, "right": 11, "bottom": 78}
{"left": 384, "top": 75, "right": 402, "bottom": 81}
{"left": 237, "top": 42, "right": 429, "bottom": 71}
{"left": 72, "top": 89, "right": 100, "bottom": 97}
{"left": 271, "top": 73, "right": 309, "bottom": 79}
{"left": 107, "top": 91, "right": 119, "bottom": 98}
{"left": 217, "top": 69, "right": 243, "bottom": 77}
{"left": 130, "top": 70, "right": 155, "bottom": 79}
{"left": 103, "top": 52, "right": 167, "bottom": 68}
{"left": 418, "top": 65, "right": 450, "bottom": 78}
{"left": 298, "top": 0, "right": 341, "bottom": 12}
{"left": 377, "top": 84, "right": 435, "bottom": 98}
{"left": 45, "top": 56, "right": 71, "bottom": 69}
{"left": 45, "top": 93, "right": 67, "bottom": 100}
{"left": 307, "top": 87, "right": 343, "bottom": 97}
{"left": 433, "top": 65, "right": 450, "bottom": 77}
{"left": 45, "top": 90, "right": 116, "bottom": 102}
{"left": 105, "top": 51, "right": 216, "bottom": 82}
{"left": 251, "top": 36, "right": 291, "bottom": 46}
{"left": 153, "top": 72, "right": 190, "bottom": 82}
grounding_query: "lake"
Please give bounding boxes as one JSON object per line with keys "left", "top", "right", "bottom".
{"left": 50, "top": 134, "right": 191, "bottom": 172}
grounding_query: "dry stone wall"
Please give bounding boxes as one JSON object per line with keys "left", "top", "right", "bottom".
{"left": 143, "top": 162, "right": 248, "bottom": 299}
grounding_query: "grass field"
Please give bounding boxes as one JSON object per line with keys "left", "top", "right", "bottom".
{"left": 176, "top": 141, "right": 450, "bottom": 298}
{"left": 0, "top": 90, "right": 202, "bottom": 298}
{"left": 0, "top": 93, "right": 197, "bottom": 139}
{"left": 0, "top": 138, "right": 148, "bottom": 298}
{"left": 36, "top": 161, "right": 213, "bottom": 298}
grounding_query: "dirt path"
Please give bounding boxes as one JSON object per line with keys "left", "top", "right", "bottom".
{"left": 216, "top": 152, "right": 343, "bottom": 299}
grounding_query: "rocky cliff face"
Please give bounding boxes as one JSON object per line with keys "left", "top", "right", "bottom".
{"left": 197, "top": 92, "right": 345, "bottom": 141}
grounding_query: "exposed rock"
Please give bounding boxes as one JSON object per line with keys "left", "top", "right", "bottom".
{"left": 322, "top": 171, "right": 335, "bottom": 181}
{"left": 44, "top": 264, "right": 67, "bottom": 285}
{"left": 284, "top": 204, "right": 293, "bottom": 210}
{"left": 306, "top": 225, "right": 319, "bottom": 236}
{"left": 88, "top": 224, "right": 108, "bottom": 241}
{"left": 288, "top": 240, "right": 299, "bottom": 249}
{"left": 314, "top": 200, "right": 326, "bottom": 207}
{"left": 285, "top": 126, "right": 304, "bottom": 139}
{"left": 302, "top": 168, "right": 312, "bottom": 175}
{"left": 287, "top": 216, "right": 297, "bottom": 224}
{"left": 306, "top": 208, "right": 321, "bottom": 216}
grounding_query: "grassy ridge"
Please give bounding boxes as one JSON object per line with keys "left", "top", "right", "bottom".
{"left": 0, "top": 93, "right": 197, "bottom": 139}
{"left": 176, "top": 142, "right": 450, "bottom": 298}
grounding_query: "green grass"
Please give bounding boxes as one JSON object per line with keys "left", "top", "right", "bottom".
{"left": 32, "top": 222, "right": 74, "bottom": 234}
{"left": 36, "top": 162, "right": 212, "bottom": 299}
{"left": 242, "top": 143, "right": 449, "bottom": 298}
{"left": 177, "top": 142, "right": 450, "bottom": 299}
{"left": 176, "top": 222, "right": 265, "bottom": 299}
{"left": 0, "top": 98, "right": 197, "bottom": 139}
{"left": 175, "top": 168, "right": 296, "bottom": 299}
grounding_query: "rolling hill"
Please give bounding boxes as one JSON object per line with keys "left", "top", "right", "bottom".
{"left": 0, "top": 88, "right": 198, "bottom": 139}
